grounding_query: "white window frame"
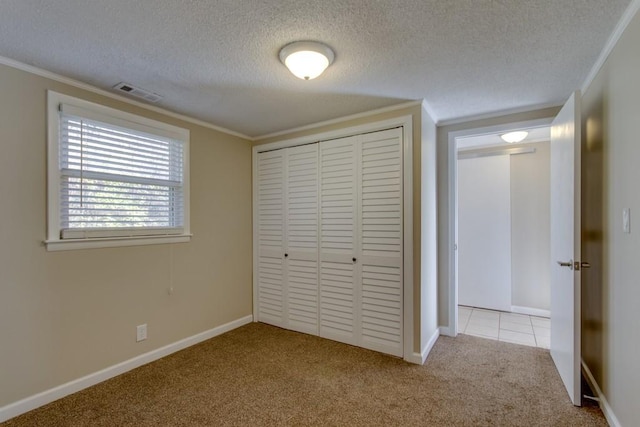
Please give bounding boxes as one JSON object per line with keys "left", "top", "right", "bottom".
{"left": 46, "top": 91, "right": 191, "bottom": 251}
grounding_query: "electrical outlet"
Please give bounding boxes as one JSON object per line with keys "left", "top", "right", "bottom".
{"left": 136, "top": 324, "right": 147, "bottom": 342}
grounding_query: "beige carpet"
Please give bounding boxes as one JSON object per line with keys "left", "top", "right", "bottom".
{"left": 3, "top": 323, "right": 606, "bottom": 426}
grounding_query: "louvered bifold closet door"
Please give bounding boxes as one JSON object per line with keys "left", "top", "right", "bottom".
{"left": 318, "top": 136, "right": 360, "bottom": 346}
{"left": 285, "top": 144, "right": 319, "bottom": 335}
{"left": 257, "top": 150, "right": 287, "bottom": 328}
{"left": 359, "top": 128, "right": 404, "bottom": 357}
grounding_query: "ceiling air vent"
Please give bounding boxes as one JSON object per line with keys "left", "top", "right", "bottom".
{"left": 113, "top": 82, "right": 163, "bottom": 103}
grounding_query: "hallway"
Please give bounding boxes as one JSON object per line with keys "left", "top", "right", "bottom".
{"left": 458, "top": 306, "right": 550, "bottom": 349}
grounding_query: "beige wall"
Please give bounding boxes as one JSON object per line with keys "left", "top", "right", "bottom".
{"left": 581, "top": 9, "right": 640, "bottom": 426}
{"left": 436, "top": 107, "right": 560, "bottom": 327}
{"left": 0, "top": 64, "right": 253, "bottom": 407}
{"left": 254, "top": 104, "right": 436, "bottom": 354}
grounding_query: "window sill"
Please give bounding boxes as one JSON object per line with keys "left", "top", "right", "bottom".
{"left": 44, "top": 234, "right": 192, "bottom": 251}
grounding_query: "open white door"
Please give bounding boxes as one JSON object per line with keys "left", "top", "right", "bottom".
{"left": 458, "top": 155, "right": 512, "bottom": 312}
{"left": 550, "top": 91, "right": 582, "bottom": 406}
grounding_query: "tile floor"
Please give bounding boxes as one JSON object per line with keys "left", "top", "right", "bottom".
{"left": 458, "top": 305, "right": 550, "bottom": 349}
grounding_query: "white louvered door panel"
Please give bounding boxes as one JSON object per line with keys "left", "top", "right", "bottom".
{"left": 285, "top": 144, "right": 319, "bottom": 335}
{"left": 318, "top": 136, "right": 360, "bottom": 346}
{"left": 256, "top": 127, "right": 404, "bottom": 357}
{"left": 257, "top": 150, "right": 287, "bottom": 328}
{"left": 358, "top": 128, "right": 403, "bottom": 357}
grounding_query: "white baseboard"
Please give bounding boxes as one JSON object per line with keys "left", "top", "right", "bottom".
{"left": 0, "top": 315, "right": 253, "bottom": 423}
{"left": 405, "top": 352, "right": 423, "bottom": 364}
{"left": 581, "top": 360, "right": 621, "bottom": 427}
{"left": 405, "top": 328, "right": 440, "bottom": 365}
{"left": 511, "top": 305, "right": 550, "bottom": 318}
{"left": 421, "top": 328, "right": 440, "bottom": 364}
{"left": 439, "top": 326, "right": 456, "bottom": 337}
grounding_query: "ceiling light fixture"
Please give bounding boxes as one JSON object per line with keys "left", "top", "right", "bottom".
{"left": 279, "top": 41, "right": 335, "bottom": 80}
{"left": 501, "top": 131, "right": 528, "bottom": 143}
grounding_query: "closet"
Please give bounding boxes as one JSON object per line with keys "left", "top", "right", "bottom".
{"left": 256, "top": 144, "right": 319, "bottom": 336}
{"left": 256, "top": 127, "right": 404, "bottom": 357}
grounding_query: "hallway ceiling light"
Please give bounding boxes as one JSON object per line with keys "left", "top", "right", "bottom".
{"left": 501, "top": 131, "right": 528, "bottom": 143}
{"left": 279, "top": 41, "right": 335, "bottom": 80}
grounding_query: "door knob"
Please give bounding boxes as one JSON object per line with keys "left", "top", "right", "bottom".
{"left": 352, "top": 257, "right": 357, "bottom": 263}
{"left": 284, "top": 253, "right": 288, "bottom": 258}
{"left": 557, "top": 260, "right": 573, "bottom": 270}
{"left": 574, "top": 261, "right": 591, "bottom": 270}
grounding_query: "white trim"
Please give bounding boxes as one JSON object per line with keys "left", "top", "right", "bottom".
{"left": 46, "top": 91, "right": 191, "bottom": 251}
{"left": 0, "top": 54, "right": 422, "bottom": 143}
{"left": 447, "top": 130, "right": 459, "bottom": 338}
{"left": 445, "top": 117, "right": 556, "bottom": 338}
{"left": 58, "top": 101, "right": 189, "bottom": 141}
{"left": 253, "top": 101, "right": 421, "bottom": 141}
{"left": 402, "top": 117, "right": 415, "bottom": 363}
{"left": 510, "top": 305, "right": 550, "bottom": 318}
{"left": 45, "top": 234, "right": 192, "bottom": 251}
{"left": 252, "top": 149, "right": 259, "bottom": 322}
{"left": 405, "top": 352, "right": 424, "bottom": 365}
{"left": 0, "top": 55, "right": 251, "bottom": 140}
{"left": 581, "top": 0, "right": 640, "bottom": 94}
{"left": 438, "top": 102, "right": 561, "bottom": 128}
{"left": 582, "top": 360, "right": 621, "bottom": 427}
{"left": 420, "top": 99, "right": 439, "bottom": 127}
{"left": 439, "top": 326, "right": 455, "bottom": 337}
{"left": 457, "top": 146, "right": 536, "bottom": 159}
{"left": 254, "top": 116, "right": 414, "bottom": 153}
{"left": 421, "top": 328, "right": 440, "bottom": 364}
{"left": 0, "top": 315, "right": 253, "bottom": 423}
{"left": 447, "top": 118, "right": 553, "bottom": 140}
{"left": 252, "top": 115, "right": 415, "bottom": 363}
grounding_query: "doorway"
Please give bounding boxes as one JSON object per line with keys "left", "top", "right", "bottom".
{"left": 446, "top": 118, "right": 554, "bottom": 343}
{"left": 458, "top": 306, "right": 550, "bottom": 348}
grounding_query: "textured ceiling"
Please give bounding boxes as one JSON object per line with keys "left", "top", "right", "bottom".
{"left": 0, "top": 1, "right": 631, "bottom": 138}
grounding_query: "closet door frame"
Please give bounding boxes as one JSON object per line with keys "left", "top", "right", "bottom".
{"left": 252, "top": 115, "right": 414, "bottom": 362}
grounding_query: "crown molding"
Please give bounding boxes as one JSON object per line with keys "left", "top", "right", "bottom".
{"left": 582, "top": 0, "right": 640, "bottom": 94}
{"left": 437, "top": 102, "right": 561, "bottom": 128}
{"left": 420, "top": 99, "right": 439, "bottom": 125}
{"left": 0, "top": 55, "right": 252, "bottom": 141}
{"left": 253, "top": 100, "right": 422, "bottom": 141}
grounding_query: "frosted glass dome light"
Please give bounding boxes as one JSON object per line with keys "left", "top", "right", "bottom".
{"left": 279, "top": 41, "right": 335, "bottom": 80}
{"left": 501, "top": 131, "right": 529, "bottom": 143}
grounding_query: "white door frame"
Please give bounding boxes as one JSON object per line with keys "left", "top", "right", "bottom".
{"left": 252, "top": 115, "right": 415, "bottom": 362}
{"left": 444, "top": 117, "right": 553, "bottom": 337}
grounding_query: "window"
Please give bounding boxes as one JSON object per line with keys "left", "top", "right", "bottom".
{"left": 46, "top": 91, "right": 190, "bottom": 250}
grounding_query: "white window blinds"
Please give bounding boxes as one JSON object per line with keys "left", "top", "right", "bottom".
{"left": 58, "top": 104, "right": 186, "bottom": 239}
